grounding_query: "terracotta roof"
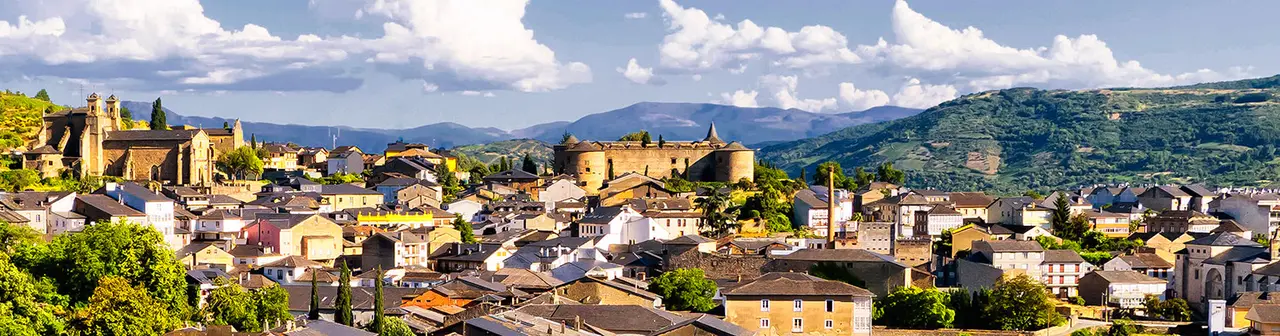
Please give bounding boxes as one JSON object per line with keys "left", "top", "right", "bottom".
{"left": 721, "top": 272, "right": 873, "bottom": 297}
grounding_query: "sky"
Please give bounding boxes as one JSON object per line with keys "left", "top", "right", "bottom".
{"left": 0, "top": 0, "right": 1276, "bottom": 131}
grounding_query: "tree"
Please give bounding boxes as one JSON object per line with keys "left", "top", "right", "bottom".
{"left": 0, "top": 169, "right": 40, "bottom": 192}
{"left": 875, "top": 162, "right": 905, "bottom": 184}
{"left": 223, "top": 121, "right": 229, "bottom": 129}
{"left": 33, "top": 89, "right": 50, "bottom": 102}
{"left": 640, "top": 131, "right": 653, "bottom": 147}
{"left": 521, "top": 154, "right": 536, "bottom": 174}
{"left": 149, "top": 97, "right": 168, "bottom": 130}
{"left": 798, "top": 168, "right": 806, "bottom": 184}
{"left": 694, "top": 191, "right": 739, "bottom": 237}
{"left": 1024, "top": 190, "right": 1044, "bottom": 200}
{"left": 814, "top": 161, "right": 848, "bottom": 189}
{"left": 308, "top": 275, "right": 321, "bottom": 320}
{"left": 648, "top": 268, "right": 717, "bottom": 312}
{"left": 254, "top": 284, "right": 290, "bottom": 329}
{"left": 250, "top": 134, "right": 258, "bottom": 149}
{"left": 0, "top": 254, "right": 65, "bottom": 336}
{"left": 0, "top": 221, "right": 41, "bottom": 253}
{"left": 69, "top": 276, "right": 179, "bottom": 336}
{"left": 658, "top": 134, "right": 665, "bottom": 148}
{"left": 618, "top": 130, "right": 650, "bottom": 141}
{"left": 1050, "top": 192, "right": 1076, "bottom": 239}
{"left": 560, "top": 132, "right": 575, "bottom": 144}
{"left": 216, "top": 146, "right": 265, "bottom": 181}
{"left": 983, "top": 274, "right": 1063, "bottom": 330}
{"left": 453, "top": 215, "right": 476, "bottom": 244}
{"left": 808, "top": 262, "right": 865, "bottom": 287}
{"left": 369, "top": 266, "right": 385, "bottom": 333}
{"left": 119, "top": 106, "right": 132, "bottom": 121}
{"left": 934, "top": 229, "right": 953, "bottom": 257}
{"left": 853, "top": 167, "right": 875, "bottom": 188}
{"left": 607, "top": 160, "right": 616, "bottom": 180}
{"left": 877, "top": 286, "right": 955, "bottom": 329}
{"left": 379, "top": 318, "right": 414, "bottom": 336}
{"left": 1143, "top": 295, "right": 1189, "bottom": 321}
{"left": 334, "top": 261, "right": 354, "bottom": 326}
{"left": 437, "top": 163, "right": 462, "bottom": 202}
{"left": 205, "top": 279, "right": 260, "bottom": 331}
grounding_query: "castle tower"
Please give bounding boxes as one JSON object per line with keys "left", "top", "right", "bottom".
{"left": 86, "top": 93, "right": 102, "bottom": 115}
{"left": 714, "top": 141, "right": 754, "bottom": 183}
{"left": 231, "top": 119, "right": 245, "bottom": 149}
{"left": 81, "top": 93, "right": 108, "bottom": 176}
{"left": 703, "top": 122, "right": 724, "bottom": 144}
{"left": 104, "top": 95, "right": 121, "bottom": 131}
{"left": 566, "top": 141, "right": 606, "bottom": 193}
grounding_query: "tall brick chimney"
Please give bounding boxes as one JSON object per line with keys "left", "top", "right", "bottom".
{"left": 827, "top": 169, "right": 837, "bottom": 249}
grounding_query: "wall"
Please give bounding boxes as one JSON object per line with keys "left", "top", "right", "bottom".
{"left": 724, "top": 296, "right": 863, "bottom": 336}
{"left": 665, "top": 251, "right": 768, "bottom": 280}
{"left": 555, "top": 281, "right": 657, "bottom": 307}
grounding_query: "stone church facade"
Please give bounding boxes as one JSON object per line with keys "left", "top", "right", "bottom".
{"left": 553, "top": 124, "right": 754, "bottom": 193}
{"left": 23, "top": 94, "right": 242, "bottom": 186}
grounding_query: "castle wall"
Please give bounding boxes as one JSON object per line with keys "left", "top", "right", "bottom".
{"left": 601, "top": 146, "right": 717, "bottom": 180}
{"left": 716, "top": 150, "right": 755, "bottom": 183}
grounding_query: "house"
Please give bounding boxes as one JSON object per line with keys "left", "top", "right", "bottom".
{"left": 0, "top": 192, "right": 68, "bottom": 235}
{"left": 260, "top": 143, "right": 299, "bottom": 171}
{"left": 374, "top": 157, "right": 438, "bottom": 182}
{"left": 433, "top": 243, "right": 512, "bottom": 272}
{"left": 915, "top": 205, "right": 963, "bottom": 237}
{"left": 320, "top": 184, "right": 384, "bottom": 211}
{"left": 1247, "top": 304, "right": 1280, "bottom": 335}
{"left": 792, "top": 186, "right": 854, "bottom": 232}
{"left": 326, "top": 146, "right": 363, "bottom": 175}
{"left": 1138, "top": 186, "right": 1194, "bottom": 212}
{"left": 282, "top": 284, "right": 429, "bottom": 326}
{"left": 440, "top": 311, "right": 596, "bottom": 336}
{"left": 104, "top": 182, "right": 183, "bottom": 249}
{"left": 1103, "top": 253, "right": 1175, "bottom": 280}
{"left": 986, "top": 196, "right": 1052, "bottom": 228}
{"left": 186, "top": 268, "right": 232, "bottom": 307}
{"left": 515, "top": 304, "right": 685, "bottom": 335}
{"left": 597, "top": 173, "right": 676, "bottom": 207}
{"left": 539, "top": 178, "right": 586, "bottom": 203}
{"left": 73, "top": 194, "right": 146, "bottom": 226}
{"left": 949, "top": 192, "right": 994, "bottom": 221}
{"left": 483, "top": 169, "right": 544, "bottom": 195}
{"left": 633, "top": 198, "right": 702, "bottom": 238}
{"left": 852, "top": 181, "right": 901, "bottom": 210}
{"left": 362, "top": 231, "right": 433, "bottom": 271}
{"left": 1171, "top": 232, "right": 1267, "bottom": 310}
{"left": 1182, "top": 184, "right": 1217, "bottom": 213}
{"left": 228, "top": 244, "right": 284, "bottom": 266}
{"left": 297, "top": 147, "right": 328, "bottom": 167}
{"left": 1212, "top": 193, "right": 1280, "bottom": 236}
{"left": 720, "top": 239, "right": 793, "bottom": 256}
{"left": 193, "top": 209, "right": 247, "bottom": 245}
{"left": 971, "top": 240, "right": 1045, "bottom": 279}
{"left": 261, "top": 255, "right": 326, "bottom": 285}
{"left": 578, "top": 205, "right": 667, "bottom": 247}
{"left": 1078, "top": 270, "right": 1167, "bottom": 308}
{"left": 551, "top": 274, "right": 661, "bottom": 307}
{"left": 444, "top": 199, "right": 483, "bottom": 222}
{"left": 242, "top": 213, "right": 344, "bottom": 264}
{"left": 1042, "top": 249, "right": 1093, "bottom": 298}
{"left": 402, "top": 276, "right": 520, "bottom": 309}
{"left": 375, "top": 177, "right": 441, "bottom": 206}
{"left": 383, "top": 140, "right": 429, "bottom": 158}
{"left": 1083, "top": 209, "right": 1133, "bottom": 238}
{"left": 1146, "top": 210, "right": 1222, "bottom": 233}
{"left": 1086, "top": 187, "right": 1139, "bottom": 210}
{"left": 1038, "top": 192, "right": 1092, "bottom": 215}
{"left": 1230, "top": 292, "right": 1280, "bottom": 329}
{"left": 1128, "top": 231, "right": 1204, "bottom": 264}
{"left": 176, "top": 243, "right": 235, "bottom": 270}
{"left": 721, "top": 272, "right": 875, "bottom": 336}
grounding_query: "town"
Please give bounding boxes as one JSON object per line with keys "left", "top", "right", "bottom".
{"left": 3, "top": 93, "right": 1278, "bottom": 336}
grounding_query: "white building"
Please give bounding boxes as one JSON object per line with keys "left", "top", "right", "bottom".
{"left": 261, "top": 255, "right": 325, "bottom": 285}
{"left": 105, "top": 182, "right": 181, "bottom": 250}
{"left": 578, "top": 205, "right": 669, "bottom": 247}
{"left": 792, "top": 186, "right": 854, "bottom": 229}
{"left": 1211, "top": 193, "right": 1280, "bottom": 235}
{"left": 540, "top": 178, "right": 586, "bottom": 204}
{"left": 1079, "top": 270, "right": 1167, "bottom": 308}
{"left": 444, "top": 199, "right": 483, "bottom": 222}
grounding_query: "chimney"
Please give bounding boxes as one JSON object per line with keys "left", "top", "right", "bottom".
{"left": 827, "top": 169, "right": 837, "bottom": 249}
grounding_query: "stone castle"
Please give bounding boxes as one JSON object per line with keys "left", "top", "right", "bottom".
{"left": 22, "top": 94, "right": 244, "bottom": 186}
{"left": 553, "top": 124, "right": 754, "bottom": 192}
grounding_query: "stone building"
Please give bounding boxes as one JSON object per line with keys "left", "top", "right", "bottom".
{"left": 553, "top": 124, "right": 753, "bottom": 193}
{"left": 24, "top": 94, "right": 235, "bottom": 186}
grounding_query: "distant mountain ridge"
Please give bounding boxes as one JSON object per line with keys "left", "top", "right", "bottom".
{"left": 121, "top": 101, "right": 921, "bottom": 152}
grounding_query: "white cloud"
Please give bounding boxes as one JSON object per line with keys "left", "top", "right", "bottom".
{"left": 838, "top": 82, "right": 890, "bottom": 111}
{"left": 655, "top": 0, "right": 860, "bottom": 74}
{"left": 624, "top": 12, "right": 647, "bottom": 19}
{"left": 891, "top": 78, "right": 957, "bottom": 109}
{"left": 759, "top": 74, "right": 837, "bottom": 112}
{"left": 0, "top": 0, "right": 591, "bottom": 93}
{"left": 716, "top": 90, "right": 758, "bottom": 108}
{"left": 617, "top": 58, "right": 664, "bottom": 85}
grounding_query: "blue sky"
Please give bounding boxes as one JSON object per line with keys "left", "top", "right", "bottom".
{"left": 0, "top": 0, "right": 1275, "bottom": 130}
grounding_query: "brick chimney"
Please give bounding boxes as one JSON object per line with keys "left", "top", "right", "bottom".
{"left": 827, "top": 169, "right": 837, "bottom": 249}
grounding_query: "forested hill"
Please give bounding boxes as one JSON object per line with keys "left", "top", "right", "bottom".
{"left": 758, "top": 75, "right": 1280, "bottom": 195}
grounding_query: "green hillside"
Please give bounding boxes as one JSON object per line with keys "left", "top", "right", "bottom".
{"left": 0, "top": 91, "right": 60, "bottom": 151}
{"left": 451, "top": 139, "right": 553, "bottom": 167}
{"left": 758, "top": 75, "right": 1280, "bottom": 195}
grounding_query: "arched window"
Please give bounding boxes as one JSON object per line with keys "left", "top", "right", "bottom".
{"left": 150, "top": 165, "right": 162, "bottom": 181}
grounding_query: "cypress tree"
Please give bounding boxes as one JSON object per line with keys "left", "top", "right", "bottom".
{"left": 658, "top": 134, "right": 665, "bottom": 148}
{"left": 521, "top": 154, "right": 536, "bottom": 174}
{"left": 308, "top": 275, "right": 320, "bottom": 320}
{"left": 799, "top": 168, "right": 807, "bottom": 183}
{"left": 150, "top": 97, "right": 167, "bottom": 130}
{"left": 370, "top": 266, "right": 385, "bottom": 333}
{"left": 223, "top": 121, "right": 230, "bottom": 129}
{"left": 334, "top": 261, "right": 354, "bottom": 326}
{"left": 250, "top": 134, "right": 258, "bottom": 149}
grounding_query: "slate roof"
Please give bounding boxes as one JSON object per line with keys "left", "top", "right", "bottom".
{"left": 262, "top": 255, "right": 325, "bottom": 268}
{"left": 579, "top": 206, "right": 625, "bottom": 224}
{"left": 950, "top": 192, "right": 994, "bottom": 208}
{"left": 1186, "top": 232, "right": 1263, "bottom": 247}
{"left": 794, "top": 189, "right": 829, "bottom": 208}
{"left": 187, "top": 268, "right": 232, "bottom": 285}
{"left": 650, "top": 314, "right": 754, "bottom": 336}
{"left": 721, "top": 272, "right": 874, "bottom": 297}
{"left": 256, "top": 213, "right": 328, "bottom": 230}
{"left": 285, "top": 320, "right": 377, "bottom": 336}
{"left": 974, "top": 239, "right": 1044, "bottom": 252}
{"left": 1182, "top": 184, "right": 1216, "bottom": 197}
{"left": 484, "top": 169, "right": 541, "bottom": 181}
{"left": 77, "top": 194, "right": 144, "bottom": 216}
{"left": 1043, "top": 250, "right": 1086, "bottom": 264}
{"left": 772, "top": 249, "right": 905, "bottom": 268}
{"left": 105, "top": 129, "right": 202, "bottom": 141}
{"left": 516, "top": 304, "right": 684, "bottom": 334}
{"left": 1231, "top": 292, "right": 1280, "bottom": 308}
{"left": 1248, "top": 304, "right": 1280, "bottom": 323}
{"left": 1088, "top": 270, "right": 1165, "bottom": 284}
{"left": 320, "top": 184, "right": 381, "bottom": 195}
{"left": 667, "top": 234, "right": 714, "bottom": 245}
{"left": 1116, "top": 253, "right": 1174, "bottom": 269}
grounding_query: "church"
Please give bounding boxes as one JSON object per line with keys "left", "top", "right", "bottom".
{"left": 22, "top": 93, "right": 243, "bottom": 186}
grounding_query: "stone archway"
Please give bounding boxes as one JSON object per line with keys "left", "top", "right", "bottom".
{"left": 1206, "top": 268, "right": 1225, "bottom": 300}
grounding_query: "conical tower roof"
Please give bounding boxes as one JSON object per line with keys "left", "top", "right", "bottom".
{"left": 703, "top": 122, "right": 724, "bottom": 144}
{"left": 562, "top": 134, "right": 580, "bottom": 145}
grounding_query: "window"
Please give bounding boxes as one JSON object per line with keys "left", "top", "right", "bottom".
{"left": 792, "top": 318, "right": 803, "bottom": 332}
{"left": 793, "top": 299, "right": 803, "bottom": 311}
{"left": 995, "top": 253, "right": 1002, "bottom": 260}
{"left": 761, "top": 299, "right": 770, "bottom": 312}
{"left": 825, "top": 320, "right": 834, "bottom": 329}
{"left": 759, "top": 319, "right": 770, "bottom": 328}
{"left": 826, "top": 299, "right": 834, "bottom": 312}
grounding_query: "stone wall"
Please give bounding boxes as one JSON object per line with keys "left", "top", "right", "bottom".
{"left": 871, "top": 323, "right": 1070, "bottom": 336}
{"left": 665, "top": 251, "right": 768, "bottom": 280}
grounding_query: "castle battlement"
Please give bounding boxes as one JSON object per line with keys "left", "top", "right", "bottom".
{"left": 552, "top": 123, "right": 754, "bottom": 193}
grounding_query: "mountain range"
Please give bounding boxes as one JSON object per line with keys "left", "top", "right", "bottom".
{"left": 123, "top": 101, "right": 921, "bottom": 152}
{"left": 758, "top": 75, "right": 1280, "bottom": 194}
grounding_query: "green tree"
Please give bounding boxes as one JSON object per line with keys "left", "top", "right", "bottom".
{"left": 1050, "top": 192, "right": 1076, "bottom": 239}
{"left": 69, "top": 276, "right": 180, "bottom": 336}
{"left": 0, "top": 221, "right": 41, "bottom": 252}
{"left": 254, "top": 284, "right": 290, "bottom": 329}
{"left": 1024, "top": 190, "right": 1044, "bottom": 200}
{"left": 149, "top": 97, "right": 168, "bottom": 130}
{"left": 694, "top": 191, "right": 739, "bottom": 237}
{"left": 436, "top": 163, "right": 462, "bottom": 202}
{"left": 560, "top": 132, "right": 575, "bottom": 144}
{"left": 521, "top": 154, "right": 537, "bottom": 174}
{"left": 308, "top": 275, "right": 321, "bottom": 320}
{"left": 216, "top": 146, "right": 265, "bottom": 181}
{"left": 875, "top": 162, "right": 905, "bottom": 184}
{"left": 33, "top": 89, "right": 50, "bottom": 102}
{"left": 618, "top": 130, "right": 651, "bottom": 141}
{"left": 658, "top": 134, "right": 666, "bottom": 148}
{"left": 334, "top": 261, "right": 354, "bottom": 326}
{"left": 877, "top": 286, "right": 955, "bottom": 329}
{"left": 814, "top": 161, "right": 848, "bottom": 189}
{"left": 984, "top": 274, "right": 1063, "bottom": 330}
{"left": 853, "top": 167, "right": 875, "bottom": 188}
{"left": 453, "top": 214, "right": 476, "bottom": 244}
{"left": 0, "top": 254, "right": 65, "bottom": 336}
{"left": 648, "top": 268, "right": 717, "bottom": 312}
{"left": 934, "top": 229, "right": 953, "bottom": 257}
{"left": 379, "top": 318, "right": 414, "bottom": 336}
{"left": 607, "top": 159, "right": 616, "bottom": 180}
{"left": 0, "top": 169, "right": 40, "bottom": 192}
{"left": 369, "top": 266, "right": 385, "bottom": 333}
{"left": 205, "top": 279, "right": 260, "bottom": 331}
{"left": 808, "top": 262, "right": 865, "bottom": 287}
{"left": 640, "top": 131, "right": 653, "bottom": 146}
